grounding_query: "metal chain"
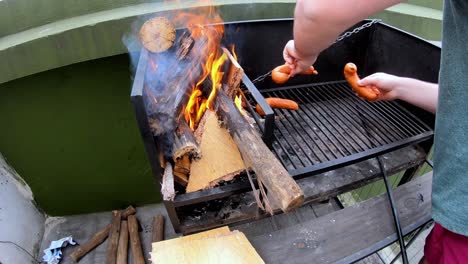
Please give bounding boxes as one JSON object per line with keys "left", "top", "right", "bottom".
{"left": 247, "top": 19, "right": 382, "bottom": 85}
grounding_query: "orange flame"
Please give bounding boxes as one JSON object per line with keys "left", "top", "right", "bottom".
{"left": 230, "top": 44, "right": 238, "bottom": 62}
{"left": 177, "top": 4, "right": 230, "bottom": 130}
{"left": 234, "top": 94, "right": 246, "bottom": 116}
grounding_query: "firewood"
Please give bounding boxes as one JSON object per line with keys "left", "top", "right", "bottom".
{"left": 70, "top": 225, "right": 111, "bottom": 262}
{"left": 161, "top": 161, "right": 175, "bottom": 201}
{"left": 172, "top": 120, "right": 201, "bottom": 161}
{"left": 151, "top": 214, "right": 165, "bottom": 243}
{"left": 214, "top": 88, "right": 304, "bottom": 212}
{"left": 176, "top": 31, "right": 194, "bottom": 60}
{"left": 222, "top": 48, "right": 244, "bottom": 99}
{"left": 128, "top": 215, "right": 145, "bottom": 264}
{"left": 116, "top": 220, "right": 129, "bottom": 264}
{"left": 174, "top": 155, "right": 190, "bottom": 174}
{"left": 139, "top": 17, "right": 176, "bottom": 53}
{"left": 105, "top": 211, "right": 122, "bottom": 264}
{"left": 120, "top": 205, "right": 137, "bottom": 220}
{"left": 173, "top": 170, "right": 189, "bottom": 187}
{"left": 187, "top": 110, "right": 246, "bottom": 192}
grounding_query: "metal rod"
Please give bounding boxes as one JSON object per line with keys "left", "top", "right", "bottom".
{"left": 378, "top": 155, "right": 409, "bottom": 264}
{"left": 281, "top": 89, "right": 344, "bottom": 160}
{"left": 330, "top": 84, "right": 396, "bottom": 144}
{"left": 389, "top": 220, "right": 433, "bottom": 264}
{"left": 284, "top": 88, "right": 346, "bottom": 158}
{"left": 338, "top": 83, "right": 402, "bottom": 143}
{"left": 298, "top": 88, "right": 362, "bottom": 154}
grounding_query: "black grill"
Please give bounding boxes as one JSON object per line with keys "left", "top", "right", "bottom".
{"left": 257, "top": 81, "right": 433, "bottom": 178}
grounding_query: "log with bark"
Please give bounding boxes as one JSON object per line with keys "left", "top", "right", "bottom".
{"left": 128, "top": 215, "right": 145, "bottom": 264}
{"left": 105, "top": 211, "right": 122, "bottom": 264}
{"left": 116, "top": 220, "right": 129, "bottom": 264}
{"left": 214, "top": 88, "right": 304, "bottom": 212}
{"left": 70, "top": 225, "right": 111, "bottom": 263}
{"left": 152, "top": 214, "right": 165, "bottom": 243}
{"left": 172, "top": 120, "right": 201, "bottom": 161}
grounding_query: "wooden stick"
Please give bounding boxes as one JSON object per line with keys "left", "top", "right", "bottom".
{"left": 214, "top": 89, "right": 304, "bottom": 212}
{"left": 128, "top": 215, "right": 145, "bottom": 264}
{"left": 151, "top": 214, "right": 165, "bottom": 243}
{"left": 161, "top": 162, "right": 176, "bottom": 201}
{"left": 106, "top": 210, "right": 122, "bottom": 264}
{"left": 121, "top": 205, "right": 137, "bottom": 220}
{"left": 116, "top": 221, "right": 129, "bottom": 264}
{"left": 70, "top": 224, "right": 111, "bottom": 262}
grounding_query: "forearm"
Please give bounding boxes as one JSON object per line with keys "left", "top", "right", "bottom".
{"left": 293, "top": 0, "right": 403, "bottom": 58}
{"left": 396, "top": 78, "right": 438, "bottom": 114}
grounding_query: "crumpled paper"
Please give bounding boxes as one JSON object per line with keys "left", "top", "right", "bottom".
{"left": 42, "top": 236, "right": 77, "bottom": 264}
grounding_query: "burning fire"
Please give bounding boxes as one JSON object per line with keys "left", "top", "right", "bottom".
{"left": 179, "top": 5, "right": 230, "bottom": 130}
{"left": 234, "top": 93, "right": 246, "bottom": 116}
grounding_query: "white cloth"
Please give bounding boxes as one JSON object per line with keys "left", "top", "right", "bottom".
{"left": 42, "top": 236, "right": 76, "bottom": 264}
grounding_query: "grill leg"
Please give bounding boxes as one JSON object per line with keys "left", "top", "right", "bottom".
{"left": 377, "top": 156, "right": 409, "bottom": 264}
{"left": 164, "top": 201, "right": 181, "bottom": 233}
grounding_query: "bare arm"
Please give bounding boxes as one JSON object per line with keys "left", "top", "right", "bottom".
{"left": 285, "top": 0, "right": 403, "bottom": 75}
{"left": 359, "top": 73, "right": 439, "bottom": 113}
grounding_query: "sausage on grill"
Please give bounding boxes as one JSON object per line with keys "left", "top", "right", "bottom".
{"left": 344, "top": 63, "right": 381, "bottom": 101}
{"left": 256, "top": 97, "right": 299, "bottom": 116}
{"left": 272, "top": 64, "right": 318, "bottom": 84}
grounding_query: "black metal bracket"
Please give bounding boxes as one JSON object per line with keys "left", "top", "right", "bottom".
{"left": 241, "top": 74, "right": 275, "bottom": 147}
{"left": 377, "top": 156, "right": 409, "bottom": 264}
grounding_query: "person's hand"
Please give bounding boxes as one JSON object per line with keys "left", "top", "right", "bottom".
{"left": 283, "top": 40, "right": 317, "bottom": 77}
{"left": 358, "top": 73, "right": 404, "bottom": 101}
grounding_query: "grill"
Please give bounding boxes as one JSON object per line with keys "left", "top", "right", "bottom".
{"left": 131, "top": 18, "right": 439, "bottom": 234}
{"left": 254, "top": 81, "right": 433, "bottom": 177}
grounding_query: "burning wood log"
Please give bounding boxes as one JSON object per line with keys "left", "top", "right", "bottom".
{"left": 214, "top": 88, "right": 304, "bottom": 212}
{"left": 222, "top": 47, "right": 244, "bottom": 99}
{"left": 173, "top": 155, "right": 190, "bottom": 186}
{"left": 172, "top": 120, "right": 201, "bottom": 161}
{"left": 176, "top": 31, "right": 194, "bottom": 60}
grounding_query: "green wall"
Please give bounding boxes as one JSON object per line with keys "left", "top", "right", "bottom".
{"left": 0, "top": 54, "right": 159, "bottom": 216}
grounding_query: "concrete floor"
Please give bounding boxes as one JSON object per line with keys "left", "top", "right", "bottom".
{"left": 39, "top": 204, "right": 179, "bottom": 264}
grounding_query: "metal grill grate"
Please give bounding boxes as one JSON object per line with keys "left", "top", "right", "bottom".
{"left": 260, "top": 81, "right": 433, "bottom": 178}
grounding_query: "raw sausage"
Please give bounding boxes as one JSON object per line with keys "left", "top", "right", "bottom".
{"left": 344, "top": 63, "right": 381, "bottom": 101}
{"left": 256, "top": 97, "right": 299, "bottom": 116}
{"left": 272, "top": 64, "right": 318, "bottom": 84}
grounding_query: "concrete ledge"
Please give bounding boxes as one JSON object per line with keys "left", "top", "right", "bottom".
{"left": 0, "top": 1, "right": 442, "bottom": 84}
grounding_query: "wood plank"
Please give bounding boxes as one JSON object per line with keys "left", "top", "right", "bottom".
{"left": 248, "top": 172, "right": 433, "bottom": 264}
{"left": 187, "top": 110, "right": 245, "bottom": 192}
{"left": 150, "top": 230, "right": 264, "bottom": 264}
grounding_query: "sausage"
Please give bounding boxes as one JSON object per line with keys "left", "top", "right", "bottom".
{"left": 272, "top": 64, "right": 318, "bottom": 84}
{"left": 256, "top": 97, "right": 299, "bottom": 116}
{"left": 343, "top": 63, "right": 381, "bottom": 101}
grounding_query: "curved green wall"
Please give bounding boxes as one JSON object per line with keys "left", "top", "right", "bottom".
{"left": 0, "top": 54, "right": 159, "bottom": 215}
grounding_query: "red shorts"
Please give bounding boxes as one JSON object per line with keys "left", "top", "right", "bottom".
{"left": 424, "top": 222, "right": 468, "bottom": 264}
